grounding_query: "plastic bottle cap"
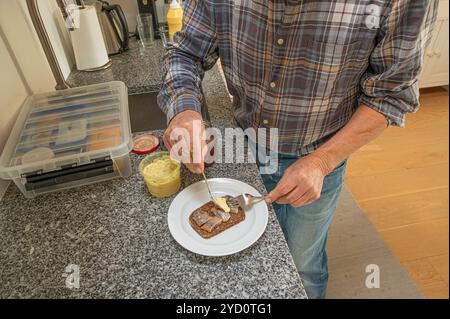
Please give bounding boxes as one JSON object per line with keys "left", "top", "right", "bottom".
{"left": 170, "top": 0, "right": 181, "bottom": 9}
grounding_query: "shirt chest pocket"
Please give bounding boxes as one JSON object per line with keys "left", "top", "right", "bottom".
{"left": 303, "top": 38, "right": 368, "bottom": 99}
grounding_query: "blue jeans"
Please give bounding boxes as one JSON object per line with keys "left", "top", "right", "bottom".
{"left": 257, "top": 153, "right": 347, "bottom": 299}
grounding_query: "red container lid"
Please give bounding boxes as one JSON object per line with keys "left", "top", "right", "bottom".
{"left": 132, "top": 133, "right": 160, "bottom": 155}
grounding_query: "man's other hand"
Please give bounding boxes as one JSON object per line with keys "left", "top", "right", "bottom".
{"left": 265, "top": 153, "right": 332, "bottom": 208}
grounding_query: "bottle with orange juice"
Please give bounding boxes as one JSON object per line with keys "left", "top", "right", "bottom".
{"left": 167, "top": 0, "right": 183, "bottom": 40}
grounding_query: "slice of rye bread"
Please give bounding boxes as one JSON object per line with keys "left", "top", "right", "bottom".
{"left": 189, "top": 196, "right": 245, "bottom": 239}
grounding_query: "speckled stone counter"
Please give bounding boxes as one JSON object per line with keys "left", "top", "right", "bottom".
{"left": 0, "top": 41, "right": 307, "bottom": 299}
{"left": 67, "top": 40, "right": 165, "bottom": 94}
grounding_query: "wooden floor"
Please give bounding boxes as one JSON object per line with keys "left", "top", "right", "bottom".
{"left": 346, "top": 87, "right": 449, "bottom": 299}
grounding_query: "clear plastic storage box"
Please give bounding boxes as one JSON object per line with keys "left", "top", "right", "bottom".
{"left": 0, "top": 81, "right": 133, "bottom": 198}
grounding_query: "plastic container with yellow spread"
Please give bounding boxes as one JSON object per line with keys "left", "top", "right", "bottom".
{"left": 139, "top": 151, "right": 181, "bottom": 198}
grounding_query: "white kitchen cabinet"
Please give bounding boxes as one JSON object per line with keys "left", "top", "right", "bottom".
{"left": 420, "top": 0, "right": 449, "bottom": 88}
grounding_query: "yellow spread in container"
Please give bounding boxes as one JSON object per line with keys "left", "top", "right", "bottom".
{"left": 213, "top": 197, "right": 230, "bottom": 213}
{"left": 139, "top": 152, "right": 181, "bottom": 198}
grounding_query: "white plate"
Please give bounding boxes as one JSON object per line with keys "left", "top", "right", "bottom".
{"left": 168, "top": 178, "right": 269, "bottom": 257}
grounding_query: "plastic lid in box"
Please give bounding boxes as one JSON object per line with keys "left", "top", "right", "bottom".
{"left": 0, "top": 81, "right": 132, "bottom": 180}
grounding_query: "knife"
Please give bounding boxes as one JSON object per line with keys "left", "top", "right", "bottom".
{"left": 201, "top": 171, "right": 215, "bottom": 202}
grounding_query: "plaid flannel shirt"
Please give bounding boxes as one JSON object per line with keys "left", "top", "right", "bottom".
{"left": 158, "top": 0, "right": 438, "bottom": 155}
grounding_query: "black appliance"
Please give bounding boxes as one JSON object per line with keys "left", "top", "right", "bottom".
{"left": 136, "top": 0, "right": 161, "bottom": 39}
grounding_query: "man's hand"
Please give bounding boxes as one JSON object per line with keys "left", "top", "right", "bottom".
{"left": 265, "top": 105, "right": 387, "bottom": 208}
{"left": 163, "top": 110, "right": 206, "bottom": 174}
{"left": 265, "top": 153, "right": 332, "bottom": 208}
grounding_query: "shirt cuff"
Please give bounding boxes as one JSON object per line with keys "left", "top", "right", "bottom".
{"left": 166, "top": 95, "right": 203, "bottom": 124}
{"left": 358, "top": 94, "right": 407, "bottom": 127}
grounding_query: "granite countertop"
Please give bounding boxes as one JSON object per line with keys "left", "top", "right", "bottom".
{"left": 67, "top": 40, "right": 165, "bottom": 94}
{"left": 0, "top": 40, "right": 307, "bottom": 299}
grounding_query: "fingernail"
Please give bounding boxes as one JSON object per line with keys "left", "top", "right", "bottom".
{"left": 194, "top": 166, "right": 203, "bottom": 174}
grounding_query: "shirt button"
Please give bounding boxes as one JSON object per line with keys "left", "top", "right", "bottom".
{"left": 262, "top": 119, "right": 269, "bottom": 125}
{"left": 270, "top": 82, "right": 276, "bottom": 88}
{"left": 277, "top": 38, "right": 285, "bottom": 45}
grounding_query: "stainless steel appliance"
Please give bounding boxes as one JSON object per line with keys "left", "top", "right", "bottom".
{"left": 84, "top": 0, "right": 130, "bottom": 56}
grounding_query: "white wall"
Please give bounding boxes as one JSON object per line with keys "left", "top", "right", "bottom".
{"left": 0, "top": 1, "right": 54, "bottom": 92}
{"left": 0, "top": 28, "right": 29, "bottom": 198}
{"left": 0, "top": 0, "right": 75, "bottom": 90}
{"left": 0, "top": 0, "right": 68, "bottom": 198}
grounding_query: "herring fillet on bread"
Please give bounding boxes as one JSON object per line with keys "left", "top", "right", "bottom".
{"left": 189, "top": 195, "right": 245, "bottom": 239}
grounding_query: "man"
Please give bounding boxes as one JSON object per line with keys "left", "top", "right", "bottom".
{"left": 158, "top": 0, "right": 437, "bottom": 298}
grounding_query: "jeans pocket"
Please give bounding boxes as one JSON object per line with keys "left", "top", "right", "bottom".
{"left": 330, "top": 158, "right": 348, "bottom": 174}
